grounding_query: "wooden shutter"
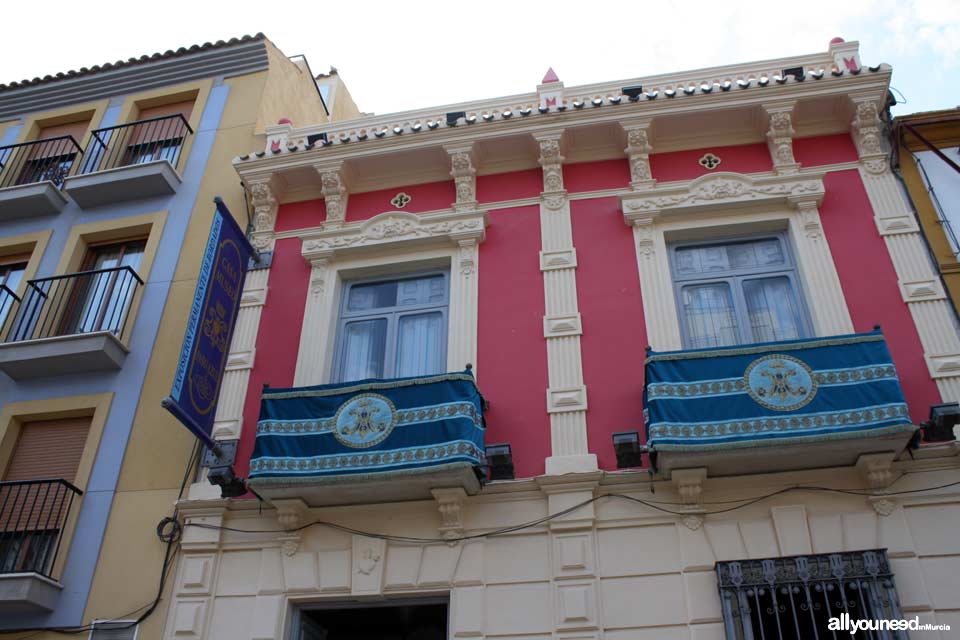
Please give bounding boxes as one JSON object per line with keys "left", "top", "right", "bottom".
{"left": 131, "top": 100, "right": 194, "bottom": 145}
{"left": 1, "top": 418, "right": 89, "bottom": 532}
{"left": 30, "top": 120, "right": 88, "bottom": 159}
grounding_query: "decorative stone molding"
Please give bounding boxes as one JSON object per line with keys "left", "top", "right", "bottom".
{"left": 431, "top": 487, "right": 467, "bottom": 544}
{"left": 672, "top": 468, "right": 707, "bottom": 509}
{"left": 855, "top": 452, "right": 899, "bottom": 490}
{"left": 851, "top": 98, "right": 888, "bottom": 176}
{"left": 536, "top": 133, "right": 566, "bottom": 203}
{"left": 631, "top": 214, "right": 658, "bottom": 258}
{"left": 540, "top": 248, "right": 577, "bottom": 271}
{"left": 681, "top": 515, "right": 704, "bottom": 531}
{"left": 316, "top": 162, "right": 349, "bottom": 226}
{"left": 352, "top": 535, "right": 386, "bottom": 595}
{"left": 544, "top": 313, "right": 583, "bottom": 338}
{"left": 621, "top": 172, "right": 825, "bottom": 218}
{"left": 869, "top": 496, "right": 898, "bottom": 517}
{"left": 899, "top": 278, "right": 946, "bottom": 303}
{"left": 248, "top": 178, "right": 279, "bottom": 251}
{"left": 925, "top": 353, "right": 960, "bottom": 379}
{"left": 547, "top": 386, "right": 588, "bottom": 413}
{"left": 795, "top": 200, "right": 823, "bottom": 239}
{"left": 294, "top": 209, "right": 488, "bottom": 387}
{"left": 274, "top": 499, "right": 309, "bottom": 556}
{"left": 447, "top": 145, "right": 478, "bottom": 212}
{"left": 301, "top": 209, "right": 487, "bottom": 260}
{"left": 764, "top": 104, "right": 801, "bottom": 175}
{"left": 621, "top": 121, "right": 655, "bottom": 190}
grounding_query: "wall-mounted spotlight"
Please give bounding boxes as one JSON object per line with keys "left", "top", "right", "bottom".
{"left": 573, "top": 100, "right": 585, "bottom": 109}
{"left": 411, "top": 123, "right": 422, "bottom": 132}
{"left": 683, "top": 86, "right": 696, "bottom": 95}
{"left": 356, "top": 131, "right": 368, "bottom": 141}
{"left": 811, "top": 69, "right": 825, "bottom": 79}
{"left": 923, "top": 403, "right": 960, "bottom": 442}
{"left": 520, "top": 107, "right": 532, "bottom": 116}
{"left": 374, "top": 129, "right": 386, "bottom": 138}
{"left": 482, "top": 113, "right": 495, "bottom": 121}
{"left": 774, "top": 75, "right": 787, "bottom": 85}
{"left": 538, "top": 105, "right": 550, "bottom": 114}
{"left": 622, "top": 85, "right": 644, "bottom": 101}
{"left": 466, "top": 114, "right": 478, "bottom": 124}
{"left": 612, "top": 431, "right": 644, "bottom": 469}
{"left": 831, "top": 68, "right": 844, "bottom": 77}
{"left": 502, "top": 110, "right": 513, "bottom": 118}
{"left": 591, "top": 97, "right": 603, "bottom": 106}
{"left": 339, "top": 133, "right": 351, "bottom": 143}
{"left": 720, "top": 80, "right": 732, "bottom": 92}
{"left": 783, "top": 66, "right": 805, "bottom": 82}
{"left": 609, "top": 95, "right": 622, "bottom": 104}
{"left": 758, "top": 76, "right": 770, "bottom": 86}
{"left": 307, "top": 132, "right": 328, "bottom": 145}
{"left": 645, "top": 91, "right": 658, "bottom": 100}
{"left": 737, "top": 78, "right": 751, "bottom": 89}
{"left": 427, "top": 120, "right": 439, "bottom": 129}
{"left": 485, "top": 443, "right": 515, "bottom": 480}
{"left": 446, "top": 111, "right": 466, "bottom": 127}
{"left": 664, "top": 89, "right": 676, "bottom": 98}
{"left": 392, "top": 126, "right": 403, "bottom": 135}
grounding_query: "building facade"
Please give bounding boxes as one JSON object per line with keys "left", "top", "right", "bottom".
{"left": 894, "top": 108, "right": 960, "bottom": 320}
{"left": 0, "top": 35, "right": 358, "bottom": 637}
{"left": 162, "top": 39, "right": 960, "bottom": 639}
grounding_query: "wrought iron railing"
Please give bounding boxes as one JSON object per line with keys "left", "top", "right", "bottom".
{"left": 0, "top": 284, "right": 20, "bottom": 341}
{"left": 716, "top": 549, "right": 906, "bottom": 639}
{"left": 5, "top": 266, "right": 143, "bottom": 343}
{"left": 0, "top": 136, "right": 83, "bottom": 189}
{"left": 0, "top": 478, "right": 82, "bottom": 580}
{"left": 79, "top": 114, "right": 193, "bottom": 175}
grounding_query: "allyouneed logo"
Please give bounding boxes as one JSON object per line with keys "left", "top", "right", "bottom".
{"left": 828, "top": 613, "right": 950, "bottom": 634}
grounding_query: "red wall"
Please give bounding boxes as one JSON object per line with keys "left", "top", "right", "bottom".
{"left": 235, "top": 236, "right": 311, "bottom": 477}
{"left": 275, "top": 199, "right": 325, "bottom": 233}
{"left": 565, "top": 159, "right": 631, "bottom": 193}
{"left": 794, "top": 134, "right": 859, "bottom": 167}
{"left": 571, "top": 197, "right": 648, "bottom": 469}
{"left": 477, "top": 205, "right": 551, "bottom": 478}
{"left": 651, "top": 143, "right": 771, "bottom": 181}
{"left": 818, "top": 170, "right": 941, "bottom": 423}
{"left": 346, "top": 181, "right": 455, "bottom": 221}
{"left": 477, "top": 169, "right": 542, "bottom": 203}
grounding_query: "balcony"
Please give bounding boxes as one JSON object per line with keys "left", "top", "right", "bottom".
{"left": 248, "top": 371, "right": 487, "bottom": 506}
{"left": 644, "top": 330, "right": 917, "bottom": 477}
{"left": 0, "top": 266, "right": 142, "bottom": 379}
{"left": 0, "top": 136, "right": 81, "bottom": 219}
{"left": 0, "top": 479, "right": 82, "bottom": 613}
{"left": 62, "top": 114, "right": 191, "bottom": 208}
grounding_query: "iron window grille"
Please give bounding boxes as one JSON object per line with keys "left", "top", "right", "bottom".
{"left": 716, "top": 549, "right": 907, "bottom": 639}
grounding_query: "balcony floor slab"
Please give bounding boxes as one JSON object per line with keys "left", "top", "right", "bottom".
{"left": 62, "top": 160, "right": 180, "bottom": 208}
{"left": 0, "top": 181, "right": 68, "bottom": 219}
{"left": 0, "top": 331, "right": 129, "bottom": 379}
{"left": 0, "top": 572, "right": 62, "bottom": 614}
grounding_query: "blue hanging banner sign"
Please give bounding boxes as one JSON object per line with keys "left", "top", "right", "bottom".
{"left": 162, "top": 198, "right": 257, "bottom": 450}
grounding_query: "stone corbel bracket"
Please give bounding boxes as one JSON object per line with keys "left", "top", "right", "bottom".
{"left": 246, "top": 173, "right": 285, "bottom": 252}
{"left": 431, "top": 487, "right": 468, "bottom": 544}
{"left": 672, "top": 468, "right": 708, "bottom": 530}
{"left": 273, "top": 498, "right": 309, "bottom": 556}
{"left": 300, "top": 208, "right": 488, "bottom": 262}
{"left": 620, "top": 171, "right": 825, "bottom": 222}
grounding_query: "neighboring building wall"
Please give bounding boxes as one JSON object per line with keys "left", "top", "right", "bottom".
{"left": 896, "top": 112, "right": 960, "bottom": 318}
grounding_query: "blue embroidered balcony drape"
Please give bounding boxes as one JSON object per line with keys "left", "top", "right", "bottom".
{"left": 644, "top": 330, "right": 916, "bottom": 452}
{"left": 250, "top": 371, "right": 485, "bottom": 483}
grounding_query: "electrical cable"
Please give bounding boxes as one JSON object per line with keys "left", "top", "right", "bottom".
{"left": 181, "top": 477, "right": 960, "bottom": 545}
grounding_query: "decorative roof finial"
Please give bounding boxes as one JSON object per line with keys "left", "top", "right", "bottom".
{"left": 542, "top": 67, "right": 560, "bottom": 84}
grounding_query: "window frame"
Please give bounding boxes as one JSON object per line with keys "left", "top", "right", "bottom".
{"left": 668, "top": 232, "right": 814, "bottom": 349}
{"left": 332, "top": 269, "right": 450, "bottom": 382}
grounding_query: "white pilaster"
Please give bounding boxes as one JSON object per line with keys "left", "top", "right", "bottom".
{"left": 535, "top": 132, "right": 596, "bottom": 474}
{"left": 851, "top": 96, "right": 960, "bottom": 402}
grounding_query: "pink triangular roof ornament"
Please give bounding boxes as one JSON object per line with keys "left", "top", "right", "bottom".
{"left": 542, "top": 67, "right": 560, "bottom": 84}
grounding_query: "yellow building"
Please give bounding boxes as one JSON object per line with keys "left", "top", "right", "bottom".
{"left": 0, "top": 34, "right": 358, "bottom": 638}
{"left": 895, "top": 109, "right": 960, "bottom": 318}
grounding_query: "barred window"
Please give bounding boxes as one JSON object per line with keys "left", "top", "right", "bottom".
{"left": 716, "top": 549, "right": 907, "bottom": 639}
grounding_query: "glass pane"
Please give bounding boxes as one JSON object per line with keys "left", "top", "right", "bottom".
{"left": 1, "top": 263, "right": 26, "bottom": 291}
{"left": 347, "top": 282, "right": 397, "bottom": 311}
{"left": 676, "top": 239, "right": 785, "bottom": 276}
{"left": 754, "top": 238, "right": 785, "bottom": 267}
{"left": 397, "top": 275, "right": 445, "bottom": 306}
{"left": 396, "top": 312, "right": 444, "bottom": 377}
{"left": 76, "top": 243, "right": 145, "bottom": 334}
{"left": 743, "top": 277, "right": 803, "bottom": 343}
{"left": 681, "top": 283, "right": 739, "bottom": 348}
{"left": 339, "top": 318, "right": 387, "bottom": 381}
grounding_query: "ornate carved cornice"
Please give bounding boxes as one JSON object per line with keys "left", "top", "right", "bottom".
{"left": 620, "top": 171, "right": 825, "bottom": 223}
{"left": 764, "top": 103, "right": 800, "bottom": 175}
{"left": 446, "top": 144, "right": 478, "bottom": 212}
{"left": 300, "top": 208, "right": 488, "bottom": 263}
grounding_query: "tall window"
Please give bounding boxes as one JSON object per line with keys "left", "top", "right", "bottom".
{"left": 670, "top": 235, "right": 809, "bottom": 349}
{"left": 334, "top": 272, "right": 448, "bottom": 382}
{"left": 0, "top": 257, "right": 27, "bottom": 333}
{"left": 71, "top": 239, "right": 145, "bottom": 335}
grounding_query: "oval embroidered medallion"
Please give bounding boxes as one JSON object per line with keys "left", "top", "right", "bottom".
{"left": 333, "top": 393, "right": 397, "bottom": 448}
{"left": 744, "top": 354, "right": 818, "bottom": 411}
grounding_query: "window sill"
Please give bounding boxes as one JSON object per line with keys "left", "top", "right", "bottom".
{"left": 0, "top": 572, "right": 62, "bottom": 614}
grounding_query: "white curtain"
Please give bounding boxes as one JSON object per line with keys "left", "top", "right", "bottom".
{"left": 743, "top": 277, "right": 802, "bottom": 343}
{"left": 396, "top": 312, "right": 443, "bottom": 377}
{"left": 681, "top": 284, "right": 739, "bottom": 348}
{"left": 340, "top": 319, "right": 387, "bottom": 381}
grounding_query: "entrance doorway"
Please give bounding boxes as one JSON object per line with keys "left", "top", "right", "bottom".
{"left": 296, "top": 599, "right": 447, "bottom": 640}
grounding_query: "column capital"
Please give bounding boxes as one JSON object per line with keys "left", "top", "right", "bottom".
{"left": 764, "top": 103, "right": 800, "bottom": 175}
{"left": 621, "top": 120, "right": 656, "bottom": 189}
{"left": 446, "top": 144, "right": 478, "bottom": 212}
{"left": 314, "top": 162, "right": 349, "bottom": 226}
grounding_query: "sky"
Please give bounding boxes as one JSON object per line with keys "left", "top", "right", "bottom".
{"left": 2, "top": 0, "right": 958, "bottom": 119}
